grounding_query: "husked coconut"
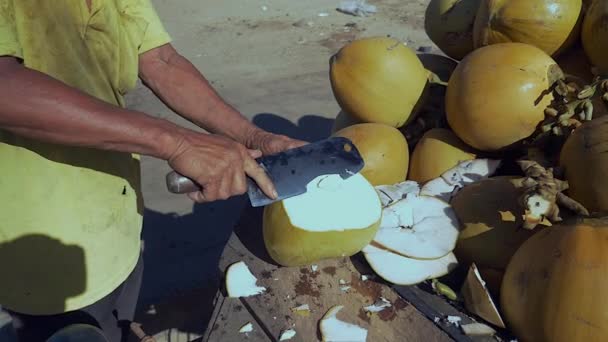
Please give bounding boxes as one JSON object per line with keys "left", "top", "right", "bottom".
{"left": 319, "top": 305, "right": 368, "bottom": 342}
{"left": 225, "top": 261, "right": 266, "bottom": 298}
{"left": 373, "top": 193, "right": 460, "bottom": 259}
{"left": 263, "top": 173, "right": 382, "bottom": 266}
{"left": 362, "top": 244, "right": 458, "bottom": 285}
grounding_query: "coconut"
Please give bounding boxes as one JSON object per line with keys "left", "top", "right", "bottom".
{"left": 263, "top": 173, "right": 382, "bottom": 267}
{"left": 560, "top": 115, "right": 608, "bottom": 213}
{"left": 500, "top": 217, "right": 608, "bottom": 342}
{"left": 473, "top": 0, "right": 583, "bottom": 57}
{"left": 408, "top": 128, "right": 478, "bottom": 184}
{"left": 582, "top": 0, "right": 608, "bottom": 75}
{"left": 332, "top": 123, "right": 410, "bottom": 186}
{"left": 362, "top": 244, "right": 458, "bottom": 285}
{"left": 450, "top": 177, "right": 536, "bottom": 271}
{"left": 424, "top": 0, "right": 482, "bottom": 60}
{"left": 446, "top": 42, "right": 562, "bottom": 151}
{"left": 374, "top": 193, "right": 460, "bottom": 259}
{"left": 329, "top": 36, "right": 430, "bottom": 127}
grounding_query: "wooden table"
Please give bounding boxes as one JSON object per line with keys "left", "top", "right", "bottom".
{"left": 199, "top": 206, "right": 503, "bottom": 342}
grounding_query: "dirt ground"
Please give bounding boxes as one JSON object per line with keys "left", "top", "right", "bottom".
{"left": 0, "top": 1, "right": 441, "bottom": 341}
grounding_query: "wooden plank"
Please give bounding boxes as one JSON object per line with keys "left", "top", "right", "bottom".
{"left": 211, "top": 206, "right": 454, "bottom": 342}
{"left": 203, "top": 293, "right": 271, "bottom": 342}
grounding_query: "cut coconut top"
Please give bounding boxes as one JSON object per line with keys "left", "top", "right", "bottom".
{"left": 421, "top": 159, "right": 501, "bottom": 202}
{"left": 362, "top": 244, "right": 458, "bottom": 286}
{"left": 373, "top": 194, "right": 460, "bottom": 259}
{"left": 461, "top": 263, "right": 505, "bottom": 329}
{"left": 376, "top": 181, "right": 420, "bottom": 207}
{"left": 225, "top": 261, "right": 266, "bottom": 298}
{"left": 283, "top": 173, "right": 381, "bottom": 232}
{"left": 319, "top": 305, "right": 368, "bottom": 342}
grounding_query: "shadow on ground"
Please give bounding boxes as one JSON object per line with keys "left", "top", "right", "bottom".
{"left": 132, "top": 113, "right": 334, "bottom": 340}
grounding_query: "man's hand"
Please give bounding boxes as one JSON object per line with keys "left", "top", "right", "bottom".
{"left": 246, "top": 130, "right": 308, "bottom": 156}
{"left": 167, "top": 130, "right": 278, "bottom": 203}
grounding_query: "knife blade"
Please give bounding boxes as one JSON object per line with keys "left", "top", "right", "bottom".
{"left": 165, "top": 136, "right": 365, "bottom": 207}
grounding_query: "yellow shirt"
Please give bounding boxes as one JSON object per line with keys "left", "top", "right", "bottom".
{"left": 0, "top": 0, "right": 171, "bottom": 315}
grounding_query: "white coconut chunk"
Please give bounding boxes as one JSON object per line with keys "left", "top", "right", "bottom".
{"left": 319, "top": 305, "right": 368, "bottom": 342}
{"left": 225, "top": 261, "right": 266, "bottom": 298}
{"left": 363, "top": 297, "right": 392, "bottom": 313}
{"left": 312, "top": 265, "right": 319, "bottom": 272}
{"left": 279, "top": 329, "right": 297, "bottom": 340}
{"left": 446, "top": 316, "right": 462, "bottom": 326}
{"left": 239, "top": 322, "right": 253, "bottom": 333}
{"left": 283, "top": 173, "right": 382, "bottom": 232}
{"left": 362, "top": 244, "right": 458, "bottom": 285}
{"left": 373, "top": 194, "right": 460, "bottom": 259}
{"left": 420, "top": 159, "right": 501, "bottom": 202}
{"left": 375, "top": 181, "right": 420, "bottom": 207}
{"left": 340, "top": 286, "right": 351, "bottom": 292}
{"left": 292, "top": 304, "right": 310, "bottom": 312}
{"left": 461, "top": 322, "right": 496, "bottom": 336}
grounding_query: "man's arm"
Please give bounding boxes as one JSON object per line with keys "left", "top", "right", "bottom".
{"left": 137, "top": 43, "right": 267, "bottom": 148}
{"left": 0, "top": 57, "right": 179, "bottom": 159}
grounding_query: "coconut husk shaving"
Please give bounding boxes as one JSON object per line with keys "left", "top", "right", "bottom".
{"left": 510, "top": 159, "right": 589, "bottom": 230}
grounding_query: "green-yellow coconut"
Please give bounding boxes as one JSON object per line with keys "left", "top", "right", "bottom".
{"left": 263, "top": 173, "right": 382, "bottom": 267}
{"left": 332, "top": 123, "right": 410, "bottom": 186}
{"left": 451, "top": 176, "right": 536, "bottom": 270}
{"left": 424, "top": 0, "right": 482, "bottom": 60}
{"left": 408, "top": 128, "right": 477, "bottom": 184}
{"left": 329, "top": 36, "right": 430, "bottom": 128}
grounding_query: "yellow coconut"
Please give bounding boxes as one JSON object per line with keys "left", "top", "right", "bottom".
{"left": 329, "top": 36, "right": 430, "bottom": 128}
{"left": 560, "top": 115, "right": 608, "bottom": 213}
{"left": 501, "top": 217, "right": 608, "bottom": 342}
{"left": 332, "top": 123, "right": 410, "bottom": 186}
{"left": 446, "top": 42, "right": 561, "bottom": 151}
{"left": 408, "top": 128, "right": 477, "bottom": 184}
{"left": 451, "top": 176, "right": 536, "bottom": 270}
{"left": 473, "top": 0, "right": 583, "bottom": 57}
{"left": 424, "top": 0, "right": 482, "bottom": 60}
{"left": 263, "top": 173, "right": 382, "bottom": 267}
{"left": 582, "top": 0, "right": 608, "bottom": 75}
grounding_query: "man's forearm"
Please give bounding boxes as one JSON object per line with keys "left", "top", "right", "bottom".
{"left": 138, "top": 45, "right": 262, "bottom": 147}
{"left": 0, "top": 58, "right": 180, "bottom": 160}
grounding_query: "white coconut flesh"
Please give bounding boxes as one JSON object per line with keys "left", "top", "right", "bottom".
{"left": 282, "top": 173, "right": 381, "bottom": 232}
{"left": 375, "top": 180, "right": 420, "bottom": 207}
{"left": 319, "top": 305, "right": 368, "bottom": 342}
{"left": 373, "top": 194, "right": 460, "bottom": 259}
{"left": 362, "top": 244, "right": 458, "bottom": 285}
{"left": 420, "top": 159, "right": 501, "bottom": 202}
{"left": 225, "top": 261, "right": 266, "bottom": 298}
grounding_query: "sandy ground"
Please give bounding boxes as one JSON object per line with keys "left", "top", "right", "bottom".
{"left": 1, "top": 0, "right": 440, "bottom": 341}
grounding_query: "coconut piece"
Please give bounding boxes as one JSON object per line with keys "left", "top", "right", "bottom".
{"left": 375, "top": 181, "right": 420, "bottom": 207}
{"left": 363, "top": 297, "right": 392, "bottom": 313}
{"left": 291, "top": 304, "right": 311, "bottom": 317}
{"left": 239, "top": 322, "right": 253, "bottom": 333}
{"left": 225, "top": 261, "right": 266, "bottom": 298}
{"left": 420, "top": 159, "right": 502, "bottom": 202}
{"left": 461, "top": 322, "right": 496, "bottom": 336}
{"left": 362, "top": 244, "right": 458, "bottom": 285}
{"left": 460, "top": 263, "right": 506, "bottom": 328}
{"left": 446, "top": 315, "right": 462, "bottom": 327}
{"left": 312, "top": 265, "right": 318, "bottom": 272}
{"left": 319, "top": 305, "right": 368, "bottom": 342}
{"left": 279, "top": 329, "right": 297, "bottom": 341}
{"left": 340, "top": 286, "right": 351, "bottom": 292}
{"left": 373, "top": 193, "right": 460, "bottom": 259}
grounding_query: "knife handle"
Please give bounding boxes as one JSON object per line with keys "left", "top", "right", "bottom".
{"left": 166, "top": 171, "right": 201, "bottom": 194}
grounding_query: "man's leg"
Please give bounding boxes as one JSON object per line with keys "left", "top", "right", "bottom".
{"left": 7, "top": 252, "right": 144, "bottom": 342}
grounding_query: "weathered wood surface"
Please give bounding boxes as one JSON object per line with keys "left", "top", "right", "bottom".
{"left": 205, "top": 206, "right": 454, "bottom": 342}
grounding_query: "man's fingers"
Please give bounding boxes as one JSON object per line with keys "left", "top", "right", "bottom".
{"left": 243, "top": 156, "right": 277, "bottom": 199}
{"left": 187, "top": 191, "right": 206, "bottom": 203}
{"left": 247, "top": 149, "right": 263, "bottom": 159}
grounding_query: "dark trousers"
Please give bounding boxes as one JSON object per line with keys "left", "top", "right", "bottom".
{"left": 5, "top": 253, "right": 144, "bottom": 342}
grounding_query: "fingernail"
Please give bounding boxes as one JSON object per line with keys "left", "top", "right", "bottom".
{"left": 272, "top": 189, "right": 278, "bottom": 199}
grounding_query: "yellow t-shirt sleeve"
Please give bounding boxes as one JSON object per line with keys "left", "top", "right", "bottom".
{"left": 0, "top": 0, "right": 23, "bottom": 58}
{"left": 125, "top": 0, "right": 172, "bottom": 54}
